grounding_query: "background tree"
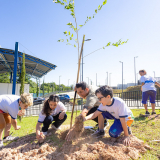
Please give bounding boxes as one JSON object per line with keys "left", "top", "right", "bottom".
{"left": 20, "top": 53, "right": 26, "bottom": 95}
{"left": 0, "top": 72, "right": 10, "bottom": 83}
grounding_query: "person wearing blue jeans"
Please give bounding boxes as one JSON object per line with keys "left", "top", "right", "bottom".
{"left": 42, "top": 112, "right": 67, "bottom": 132}
{"left": 36, "top": 95, "right": 67, "bottom": 141}
{"left": 84, "top": 85, "right": 134, "bottom": 146}
{"left": 139, "top": 70, "right": 160, "bottom": 115}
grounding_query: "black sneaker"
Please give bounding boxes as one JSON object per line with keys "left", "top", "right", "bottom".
{"left": 128, "top": 127, "right": 132, "bottom": 135}
{"left": 145, "top": 111, "right": 150, "bottom": 115}
{"left": 151, "top": 112, "right": 156, "bottom": 115}
{"left": 91, "top": 130, "right": 105, "bottom": 138}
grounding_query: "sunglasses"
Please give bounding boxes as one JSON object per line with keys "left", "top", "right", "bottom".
{"left": 98, "top": 96, "right": 105, "bottom": 101}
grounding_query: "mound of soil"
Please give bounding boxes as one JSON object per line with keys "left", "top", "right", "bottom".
{"left": 0, "top": 132, "right": 152, "bottom": 160}
{"left": 60, "top": 115, "right": 84, "bottom": 141}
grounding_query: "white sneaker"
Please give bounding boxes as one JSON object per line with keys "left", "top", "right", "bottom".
{"left": 3, "top": 135, "right": 19, "bottom": 142}
{"left": 52, "top": 124, "right": 61, "bottom": 130}
{"left": 43, "top": 132, "right": 48, "bottom": 136}
{"left": 0, "top": 140, "right": 3, "bottom": 148}
{"left": 104, "top": 122, "right": 109, "bottom": 130}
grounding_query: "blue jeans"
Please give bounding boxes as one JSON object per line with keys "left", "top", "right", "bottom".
{"left": 42, "top": 112, "right": 67, "bottom": 132}
{"left": 102, "top": 111, "right": 125, "bottom": 138}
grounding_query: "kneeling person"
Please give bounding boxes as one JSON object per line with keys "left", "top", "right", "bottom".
{"left": 0, "top": 93, "right": 33, "bottom": 148}
{"left": 84, "top": 86, "right": 134, "bottom": 146}
{"left": 36, "top": 95, "right": 67, "bottom": 140}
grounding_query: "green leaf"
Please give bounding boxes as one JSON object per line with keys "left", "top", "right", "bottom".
{"left": 70, "top": 37, "right": 72, "bottom": 40}
{"left": 67, "top": 43, "right": 71, "bottom": 45}
{"left": 71, "top": 33, "right": 73, "bottom": 37}
{"left": 68, "top": 31, "right": 70, "bottom": 35}
{"left": 79, "top": 25, "right": 83, "bottom": 27}
{"left": 67, "top": 22, "right": 72, "bottom": 25}
{"left": 74, "top": 44, "right": 76, "bottom": 47}
{"left": 89, "top": 17, "right": 91, "bottom": 19}
{"left": 95, "top": 9, "right": 97, "bottom": 13}
{"left": 57, "top": 40, "right": 60, "bottom": 42}
{"left": 75, "top": 39, "right": 77, "bottom": 41}
{"left": 63, "top": 31, "right": 67, "bottom": 34}
{"left": 103, "top": 47, "right": 105, "bottom": 49}
{"left": 67, "top": 39, "right": 69, "bottom": 42}
{"left": 98, "top": 5, "right": 101, "bottom": 10}
{"left": 103, "top": 0, "right": 107, "bottom": 5}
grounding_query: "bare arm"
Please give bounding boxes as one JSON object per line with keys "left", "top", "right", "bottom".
{"left": 120, "top": 117, "right": 131, "bottom": 146}
{"left": 155, "top": 82, "right": 160, "bottom": 88}
{"left": 120, "top": 118, "right": 129, "bottom": 136}
{"left": 11, "top": 119, "right": 21, "bottom": 130}
{"left": 36, "top": 122, "right": 42, "bottom": 136}
{"left": 85, "top": 110, "right": 102, "bottom": 121}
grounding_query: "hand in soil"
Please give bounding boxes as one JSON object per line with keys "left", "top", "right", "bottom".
{"left": 123, "top": 136, "right": 131, "bottom": 146}
{"left": 15, "top": 125, "right": 21, "bottom": 130}
{"left": 36, "top": 132, "right": 46, "bottom": 143}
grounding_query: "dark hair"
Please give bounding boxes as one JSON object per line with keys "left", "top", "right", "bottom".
{"left": 139, "top": 69, "right": 147, "bottom": 75}
{"left": 95, "top": 85, "right": 113, "bottom": 98}
{"left": 42, "top": 95, "right": 59, "bottom": 116}
{"left": 76, "top": 81, "right": 89, "bottom": 90}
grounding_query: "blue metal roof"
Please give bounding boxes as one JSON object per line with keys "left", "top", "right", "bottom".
{"left": 0, "top": 48, "right": 57, "bottom": 78}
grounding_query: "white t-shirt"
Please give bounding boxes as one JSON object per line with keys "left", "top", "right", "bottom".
{"left": 140, "top": 75, "right": 156, "bottom": 92}
{"left": 38, "top": 101, "right": 67, "bottom": 123}
{"left": 97, "top": 97, "right": 133, "bottom": 121}
{"left": 0, "top": 95, "right": 20, "bottom": 119}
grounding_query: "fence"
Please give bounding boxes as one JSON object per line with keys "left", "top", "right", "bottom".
{"left": 25, "top": 89, "right": 160, "bottom": 116}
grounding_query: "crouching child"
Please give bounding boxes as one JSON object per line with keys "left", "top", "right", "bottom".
{"left": 0, "top": 93, "right": 33, "bottom": 148}
{"left": 36, "top": 95, "right": 67, "bottom": 141}
{"left": 84, "top": 86, "right": 134, "bottom": 146}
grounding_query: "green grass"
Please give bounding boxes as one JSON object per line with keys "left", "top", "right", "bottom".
{"left": 4, "top": 109, "right": 160, "bottom": 159}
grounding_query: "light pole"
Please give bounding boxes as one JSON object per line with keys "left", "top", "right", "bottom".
{"left": 86, "top": 77, "right": 89, "bottom": 85}
{"left": 109, "top": 73, "right": 112, "bottom": 86}
{"left": 68, "top": 79, "right": 70, "bottom": 87}
{"left": 90, "top": 79, "right": 92, "bottom": 85}
{"left": 82, "top": 39, "right": 91, "bottom": 82}
{"left": 134, "top": 56, "right": 138, "bottom": 86}
{"left": 106, "top": 72, "right": 108, "bottom": 85}
{"left": 96, "top": 73, "right": 97, "bottom": 86}
{"left": 153, "top": 71, "right": 155, "bottom": 78}
{"left": 119, "top": 61, "right": 123, "bottom": 98}
{"left": 59, "top": 76, "right": 61, "bottom": 92}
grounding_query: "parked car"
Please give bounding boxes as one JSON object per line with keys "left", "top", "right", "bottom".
{"left": 33, "top": 97, "right": 45, "bottom": 105}
{"left": 58, "top": 94, "right": 70, "bottom": 104}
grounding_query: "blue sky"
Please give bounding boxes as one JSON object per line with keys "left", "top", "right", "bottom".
{"left": 0, "top": 0, "right": 160, "bottom": 87}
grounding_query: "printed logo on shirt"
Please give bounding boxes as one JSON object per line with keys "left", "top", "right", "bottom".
{"left": 145, "top": 80, "right": 154, "bottom": 83}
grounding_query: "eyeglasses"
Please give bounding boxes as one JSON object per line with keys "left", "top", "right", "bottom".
{"left": 98, "top": 96, "right": 105, "bottom": 101}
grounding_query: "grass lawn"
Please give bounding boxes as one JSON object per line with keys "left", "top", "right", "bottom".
{"left": 5, "top": 109, "right": 160, "bottom": 160}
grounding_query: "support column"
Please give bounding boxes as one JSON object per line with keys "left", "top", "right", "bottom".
{"left": 12, "top": 42, "right": 18, "bottom": 95}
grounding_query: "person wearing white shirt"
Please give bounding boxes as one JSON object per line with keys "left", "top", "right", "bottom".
{"left": 84, "top": 85, "right": 134, "bottom": 146}
{"left": 36, "top": 95, "right": 67, "bottom": 141}
{"left": 139, "top": 70, "right": 160, "bottom": 115}
{"left": 0, "top": 93, "right": 33, "bottom": 148}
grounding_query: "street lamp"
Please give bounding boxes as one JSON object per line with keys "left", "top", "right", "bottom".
{"left": 153, "top": 71, "right": 155, "bottom": 78}
{"left": 134, "top": 56, "right": 138, "bottom": 86}
{"left": 106, "top": 72, "right": 108, "bottom": 85}
{"left": 82, "top": 39, "right": 91, "bottom": 81}
{"left": 59, "top": 76, "right": 61, "bottom": 92}
{"left": 86, "top": 77, "right": 89, "bottom": 85}
{"left": 109, "top": 73, "right": 112, "bottom": 86}
{"left": 119, "top": 61, "right": 123, "bottom": 98}
{"left": 68, "top": 79, "right": 70, "bottom": 87}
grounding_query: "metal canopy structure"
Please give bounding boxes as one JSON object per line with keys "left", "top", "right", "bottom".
{"left": 0, "top": 47, "right": 57, "bottom": 78}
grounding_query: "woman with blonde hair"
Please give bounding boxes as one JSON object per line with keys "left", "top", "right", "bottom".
{"left": 0, "top": 93, "right": 33, "bottom": 148}
{"left": 139, "top": 70, "right": 160, "bottom": 115}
